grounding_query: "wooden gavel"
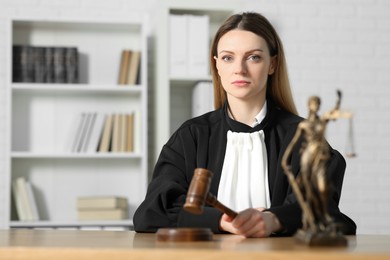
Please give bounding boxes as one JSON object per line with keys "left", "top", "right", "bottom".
{"left": 183, "top": 168, "right": 237, "bottom": 219}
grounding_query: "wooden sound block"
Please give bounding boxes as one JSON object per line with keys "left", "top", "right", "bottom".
{"left": 156, "top": 228, "right": 213, "bottom": 242}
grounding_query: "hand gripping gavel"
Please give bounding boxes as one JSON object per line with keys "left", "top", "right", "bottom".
{"left": 183, "top": 168, "right": 237, "bottom": 219}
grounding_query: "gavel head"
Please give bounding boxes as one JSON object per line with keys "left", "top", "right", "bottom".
{"left": 183, "top": 168, "right": 213, "bottom": 215}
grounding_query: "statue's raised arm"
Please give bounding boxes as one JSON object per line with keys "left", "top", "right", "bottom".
{"left": 322, "top": 90, "right": 352, "bottom": 121}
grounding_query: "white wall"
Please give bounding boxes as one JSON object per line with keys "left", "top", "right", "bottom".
{"left": 1, "top": 0, "right": 389, "bottom": 234}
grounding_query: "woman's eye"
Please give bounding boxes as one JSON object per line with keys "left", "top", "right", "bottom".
{"left": 248, "top": 55, "right": 261, "bottom": 61}
{"left": 222, "top": 56, "right": 233, "bottom": 62}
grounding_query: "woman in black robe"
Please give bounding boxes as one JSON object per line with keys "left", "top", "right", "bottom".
{"left": 133, "top": 12, "right": 356, "bottom": 237}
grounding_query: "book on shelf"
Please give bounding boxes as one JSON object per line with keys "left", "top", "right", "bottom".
{"left": 98, "top": 114, "right": 114, "bottom": 152}
{"left": 118, "top": 49, "right": 131, "bottom": 85}
{"left": 71, "top": 112, "right": 90, "bottom": 153}
{"left": 127, "top": 50, "right": 141, "bottom": 85}
{"left": 169, "top": 14, "right": 210, "bottom": 77}
{"left": 12, "top": 45, "right": 79, "bottom": 84}
{"left": 86, "top": 113, "right": 106, "bottom": 153}
{"left": 118, "top": 49, "right": 141, "bottom": 85}
{"left": 80, "top": 112, "right": 97, "bottom": 152}
{"left": 25, "top": 181, "right": 40, "bottom": 221}
{"left": 111, "top": 112, "right": 136, "bottom": 153}
{"left": 10, "top": 188, "right": 19, "bottom": 221}
{"left": 33, "top": 46, "right": 46, "bottom": 83}
{"left": 133, "top": 110, "right": 141, "bottom": 153}
{"left": 77, "top": 196, "right": 128, "bottom": 220}
{"left": 12, "top": 177, "right": 39, "bottom": 221}
{"left": 119, "top": 113, "right": 127, "bottom": 152}
{"left": 100, "top": 112, "right": 135, "bottom": 153}
{"left": 69, "top": 113, "right": 85, "bottom": 152}
{"left": 111, "top": 113, "right": 121, "bottom": 152}
{"left": 77, "top": 196, "right": 128, "bottom": 209}
{"left": 65, "top": 47, "right": 79, "bottom": 83}
{"left": 44, "top": 47, "right": 55, "bottom": 83}
{"left": 70, "top": 112, "right": 113, "bottom": 153}
{"left": 126, "top": 113, "right": 134, "bottom": 152}
{"left": 53, "top": 47, "right": 66, "bottom": 83}
{"left": 77, "top": 208, "right": 128, "bottom": 220}
{"left": 68, "top": 111, "right": 136, "bottom": 154}
{"left": 12, "top": 178, "right": 27, "bottom": 221}
{"left": 192, "top": 81, "right": 214, "bottom": 118}
{"left": 12, "top": 45, "right": 34, "bottom": 83}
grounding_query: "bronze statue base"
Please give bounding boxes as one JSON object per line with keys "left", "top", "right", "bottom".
{"left": 295, "top": 229, "right": 348, "bottom": 247}
{"left": 156, "top": 228, "right": 213, "bottom": 242}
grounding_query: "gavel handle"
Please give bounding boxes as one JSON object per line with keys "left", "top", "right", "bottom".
{"left": 206, "top": 193, "right": 238, "bottom": 219}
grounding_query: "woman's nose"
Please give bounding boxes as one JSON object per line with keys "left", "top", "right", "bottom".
{"left": 233, "top": 59, "right": 247, "bottom": 74}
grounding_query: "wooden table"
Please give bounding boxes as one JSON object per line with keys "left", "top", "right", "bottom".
{"left": 0, "top": 229, "right": 389, "bottom": 259}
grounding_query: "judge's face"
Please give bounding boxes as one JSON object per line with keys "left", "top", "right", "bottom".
{"left": 214, "top": 29, "right": 275, "bottom": 104}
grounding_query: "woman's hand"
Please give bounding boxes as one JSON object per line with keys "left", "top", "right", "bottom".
{"left": 219, "top": 208, "right": 282, "bottom": 238}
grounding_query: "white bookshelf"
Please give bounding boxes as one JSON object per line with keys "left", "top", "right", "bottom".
{"left": 5, "top": 16, "right": 149, "bottom": 228}
{"left": 153, "top": 0, "right": 241, "bottom": 161}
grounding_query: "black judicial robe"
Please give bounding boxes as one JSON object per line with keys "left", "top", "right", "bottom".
{"left": 134, "top": 100, "right": 357, "bottom": 235}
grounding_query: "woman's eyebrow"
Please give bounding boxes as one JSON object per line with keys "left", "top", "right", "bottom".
{"left": 245, "top": 48, "right": 265, "bottom": 54}
{"left": 218, "top": 48, "right": 265, "bottom": 55}
{"left": 218, "top": 50, "right": 233, "bottom": 55}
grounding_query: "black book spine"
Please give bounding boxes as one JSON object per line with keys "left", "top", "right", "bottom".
{"left": 53, "top": 47, "right": 66, "bottom": 83}
{"left": 33, "top": 47, "right": 45, "bottom": 83}
{"left": 25, "top": 46, "right": 34, "bottom": 82}
{"left": 44, "top": 47, "right": 54, "bottom": 83}
{"left": 15, "top": 45, "right": 34, "bottom": 82}
{"left": 65, "top": 47, "right": 78, "bottom": 83}
{"left": 12, "top": 45, "right": 22, "bottom": 82}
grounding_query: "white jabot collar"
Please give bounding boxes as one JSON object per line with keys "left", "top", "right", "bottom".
{"left": 217, "top": 130, "right": 270, "bottom": 211}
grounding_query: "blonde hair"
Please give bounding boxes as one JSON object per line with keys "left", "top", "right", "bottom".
{"left": 210, "top": 12, "right": 298, "bottom": 115}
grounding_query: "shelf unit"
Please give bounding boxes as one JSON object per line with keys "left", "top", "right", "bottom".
{"left": 153, "top": 0, "right": 241, "bottom": 161}
{"left": 5, "top": 16, "right": 149, "bottom": 229}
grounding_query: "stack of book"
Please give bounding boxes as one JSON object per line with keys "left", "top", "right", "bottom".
{"left": 13, "top": 45, "right": 78, "bottom": 83}
{"left": 77, "top": 196, "right": 128, "bottom": 220}
{"left": 118, "top": 49, "right": 141, "bottom": 85}
{"left": 12, "top": 177, "right": 40, "bottom": 221}
{"left": 69, "top": 111, "right": 138, "bottom": 153}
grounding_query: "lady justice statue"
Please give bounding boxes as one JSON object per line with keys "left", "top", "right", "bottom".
{"left": 281, "top": 90, "right": 352, "bottom": 246}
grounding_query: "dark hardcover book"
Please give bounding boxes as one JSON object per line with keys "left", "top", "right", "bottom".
{"left": 23, "top": 46, "right": 35, "bottom": 82}
{"left": 65, "top": 47, "right": 79, "bottom": 83}
{"left": 44, "top": 47, "right": 55, "bottom": 83}
{"left": 13, "top": 45, "right": 34, "bottom": 83}
{"left": 12, "top": 45, "right": 22, "bottom": 82}
{"left": 33, "top": 47, "right": 46, "bottom": 83}
{"left": 53, "top": 47, "right": 66, "bottom": 83}
{"left": 14, "top": 45, "right": 79, "bottom": 84}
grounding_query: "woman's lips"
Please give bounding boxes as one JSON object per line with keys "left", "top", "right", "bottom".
{"left": 232, "top": 80, "right": 250, "bottom": 87}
